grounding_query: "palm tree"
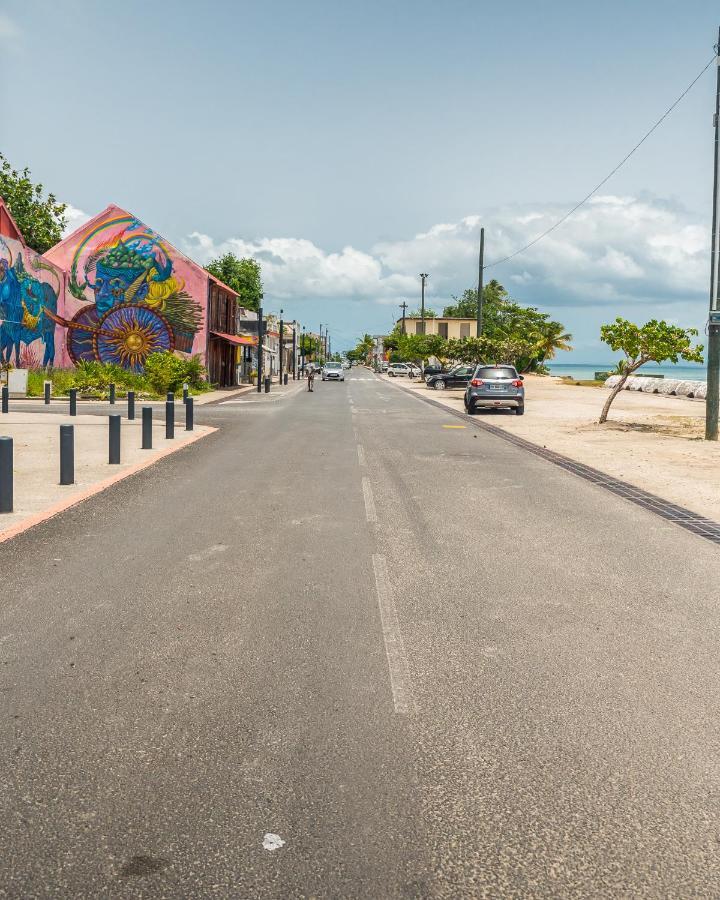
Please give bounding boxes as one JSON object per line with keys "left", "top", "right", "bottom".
{"left": 537, "top": 321, "right": 572, "bottom": 362}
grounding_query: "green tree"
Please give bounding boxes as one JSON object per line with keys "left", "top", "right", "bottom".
{"left": 598, "top": 318, "right": 704, "bottom": 424}
{"left": 0, "top": 153, "right": 66, "bottom": 253}
{"left": 205, "top": 252, "right": 263, "bottom": 311}
{"left": 299, "top": 333, "right": 321, "bottom": 359}
{"left": 396, "top": 332, "right": 446, "bottom": 363}
{"left": 442, "top": 280, "right": 507, "bottom": 318}
{"left": 537, "top": 320, "right": 573, "bottom": 363}
{"left": 408, "top": 308, "right": 436, "bottom": 318}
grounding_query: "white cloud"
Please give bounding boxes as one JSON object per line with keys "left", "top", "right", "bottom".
{"left": 62, "top": 205, "right": 91, "bottom": 237}
{"left": 184, "top": 193, "right": 708, "bottom": 324}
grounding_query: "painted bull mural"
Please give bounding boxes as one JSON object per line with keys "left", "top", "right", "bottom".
{"left": 46, "top": 212, "right": 203, "bottom": 372}
{"left": 0, "top": 237, "right": 59, "bottom": 368}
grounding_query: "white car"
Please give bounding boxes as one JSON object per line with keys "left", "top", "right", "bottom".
{"left": 322, "top": 362, "right": 345, "bottom": 381}
{"left": 387, "top": 363, "right": 421, "bottom": 378}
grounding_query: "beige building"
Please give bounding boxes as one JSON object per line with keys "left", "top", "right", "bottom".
{"left": 397, "top": 316, "right": 477, "bottom": 339}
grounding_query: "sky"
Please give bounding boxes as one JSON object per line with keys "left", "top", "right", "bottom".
{"left": 1, "top": 0, "right": 719, "bottom": 359}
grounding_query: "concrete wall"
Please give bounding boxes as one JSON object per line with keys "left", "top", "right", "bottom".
{"left": 45, "top": 205, "right": 208, "bottom": 371}
{"left": 399, "top": 318, "right": 475, "bottom": 339}
{"left": 0, "top": 234, "right": 65, "bottom": 368}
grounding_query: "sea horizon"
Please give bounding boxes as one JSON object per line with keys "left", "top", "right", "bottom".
{"left": 547, "top": 361, "right": 707, "bottom": 381}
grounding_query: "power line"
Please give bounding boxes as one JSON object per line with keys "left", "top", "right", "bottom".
{"left": 485, "top": 52, "right": 718, "bottom": 271}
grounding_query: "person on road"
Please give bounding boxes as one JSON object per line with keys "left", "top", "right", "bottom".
{"left": 307, "top": 365, "right": 315, "bottom": 392}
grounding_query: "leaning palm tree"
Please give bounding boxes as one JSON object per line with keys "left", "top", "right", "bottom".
{"left": 537, "top": 321, "right": 573, "bottom": 362}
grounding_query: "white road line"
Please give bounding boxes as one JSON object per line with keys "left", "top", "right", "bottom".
{"left": 372, "top": 554, "right": 416, "bottom": 715}
{"left": 357, "top": 444, "right": 367, "bottom": 467}
{"left": 362, "top": 476, "right": 377, "bottom": 522}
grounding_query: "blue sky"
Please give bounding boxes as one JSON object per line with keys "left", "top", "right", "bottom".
{"left": 1, "top": 0, "right": 719, "bottom": 358}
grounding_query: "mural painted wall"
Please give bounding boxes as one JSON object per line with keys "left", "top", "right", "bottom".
{"left": 0, "top": 235, "right": 63, "bottom": 368}
{"left": 45, "top": 206, "right": 207, "bottom": 372}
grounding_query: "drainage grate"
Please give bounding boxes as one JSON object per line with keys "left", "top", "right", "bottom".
{"left": 407, "top": 388, "right": 720, "bottom": 547}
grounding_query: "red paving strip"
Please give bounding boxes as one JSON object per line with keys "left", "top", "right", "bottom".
{"left": 0, "top": 427, "right": 218, "bottom": 546}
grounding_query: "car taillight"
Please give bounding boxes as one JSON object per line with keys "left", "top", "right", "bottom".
{"left": 471, "top": 379, "right": 483, "bottom": 387}
{"left": 512, "top": 379, "right": 523, "bottom": 387}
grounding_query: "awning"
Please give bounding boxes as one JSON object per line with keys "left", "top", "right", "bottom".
{"left": 210, "top": 331, "right": 258, "bottom": 346}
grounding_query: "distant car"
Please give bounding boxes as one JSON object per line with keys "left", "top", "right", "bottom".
{"left": 425, "top": 364, "right": 475, "bottom": 391}
{"left": 342, "top": 361, "right": 351, "bottom": 370}
{"left": 380, "top": 361, "right": 389, "bottom": 372}
{"left": 464, "top": 364, "right": 525, "bottom": 415}
{"left": 322, "top": 362, "right": 345, "bottom": 381}
{"left": 388, "top": 363, "right": 421, "bottom": 378}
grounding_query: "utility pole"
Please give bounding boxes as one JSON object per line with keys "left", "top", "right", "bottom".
{"left": 325, "top": 330, "right": 329, "bottom": 360}
{"left": 301, "top": 326, "right": 306, "bottom": 375}
{"left": 319, "top": 324, "right": 323, "bottom": 364}
{"left": 707, "top": 27, "right": 720, "bottom": 441}
{"left": 476, "top": 227, "right": 485, "bottom": 338}
{"left": 400, "top": 300, "right": 408, "bottom": 334}
{"left": 292, "top": 321, "right": 297, "bottom": 379}
{"left": 279, "top": 309, "right": 284, "bottom": 384}
{"left": 256, "top": 303, "right": 264, "bottom": 393}
{"left": 419, "top": 273, "right": 429, "bottom": 334}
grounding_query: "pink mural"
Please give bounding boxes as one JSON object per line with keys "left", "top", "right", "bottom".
{"left": 45, "top": 206, "right": 207, "bottom": 371}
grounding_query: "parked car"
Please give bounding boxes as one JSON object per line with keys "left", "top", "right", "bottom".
{"left": 388, "top": 363, "right": 421, "bottom": 378}
{"left": 322, "top": 362, "right": 345, "bottom": 381}
{"left": 380, "top": 361, "right": 389, "bottom": 372}
{"left": 425, "top": 364, "right": 475, "bottom": 391}
{"left": 422, "top": 365, "right": 446, "bottom": 380}
{"left": 342, "top": 361, "right": 351, "bottom": 370}
{"left": 464, "top": 364, "right": 525, "bottom": 415}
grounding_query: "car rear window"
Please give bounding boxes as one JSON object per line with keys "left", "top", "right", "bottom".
{"left": 475, "top": 366, "right": 517, "bottom": 379}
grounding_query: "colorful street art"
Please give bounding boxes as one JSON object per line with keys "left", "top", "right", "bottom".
{"left": 0, "top": 236, "right": 60, "bottom": 368}
{"left": 47, "top": 211, "right": 204, "bottom": 372}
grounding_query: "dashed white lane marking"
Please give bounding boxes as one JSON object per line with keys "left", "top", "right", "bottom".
{"left": 188, "top": 544, "right": 228, "bottom": 562}
{"left": 362, "top": 476, "right": 377, "bottom": 522}
{"left": 357, "top": 444, "right": 367, "bottom": 467}
{"left": 372, "top": 554, "right": 416, "bottom": 715}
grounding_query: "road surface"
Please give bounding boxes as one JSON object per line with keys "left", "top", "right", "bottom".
{"left": 2, "top": 370, "right": 720, "bottom": 897}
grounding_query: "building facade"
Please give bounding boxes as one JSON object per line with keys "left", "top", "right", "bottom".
{"left": 397, "top": 316, "right": 477, "bottom": 339}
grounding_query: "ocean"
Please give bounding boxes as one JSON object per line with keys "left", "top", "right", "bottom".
{"left": 547, "top": 363, "right": 708, "bottom": 382}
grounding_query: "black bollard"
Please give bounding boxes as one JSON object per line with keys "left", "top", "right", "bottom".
{"left": 0, "top": 436, "right": 12, "bottom": 513}
{"left": 1, "top": 385, "right": 8, "bottom": 414}
{"left": 185, "top": 396, "right": 194, "bottom": 431}
{"left": 109, "top": 414, "right": 121, "bottom": 464}
{"left": 69, "top": 388, "right": 77, "bottom": 416}
{"left": 284, "top": 372, "right": 289, "bottom": 385}
{"left": 59, "top": 425, "right": 74, "bottom": 485}
{"left": 109, "top": 383, "right": 116, "bottom": 405}
{"left": 182, "top": 383, "right": 189, "bottom": 404}
{"left": 44, "top": 381, "right": 51, "bottom": 404}
{"left": 165, "top": 400, "right": 175, "bottom": 439}
{"left": 167, "top": 391, "right": 174, "bottom": 403}
{"left": 127, "top": 390, "right": 135, "bottom": 421}
{"left": 141, "top": 406, "right": 153, "bottom": 449}
{"left": 264, "top": 376, "right": 271, "bottom": 393}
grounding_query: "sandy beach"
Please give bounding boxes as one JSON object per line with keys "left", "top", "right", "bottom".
{"left": 384, "top": 372, "right": 720, "bottom": 521}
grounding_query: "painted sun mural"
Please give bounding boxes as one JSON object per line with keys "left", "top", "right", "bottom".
{"left": 48, "top": 214, "right": 203, "bottom": 371}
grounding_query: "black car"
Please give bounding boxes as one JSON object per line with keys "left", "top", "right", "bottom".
{"left": 425, "top": 364, "right": 475, "bottom": 391}
{"left": 422, "top": 365, "right": 446, "bottom": 379}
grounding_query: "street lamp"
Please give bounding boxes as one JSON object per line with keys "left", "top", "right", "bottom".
{"left": 419, "top": 273, "right": 429, "bottom": 334}
{"left": 279, "top": 308, "right": 284, "bottom": 385}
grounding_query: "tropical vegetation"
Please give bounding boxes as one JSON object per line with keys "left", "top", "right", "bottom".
{"left": 0, "top": 153, "right": 67, "bottom": 254}
{"left": 204, "top": 252, "right": 263, "bottom": 311}
{"left": 598, "top": 318, "right": 704, "bottom": 423}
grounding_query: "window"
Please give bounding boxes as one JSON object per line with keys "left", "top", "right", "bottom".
{"left": 474, "top": 366, "right": 517, "bottom": 380}
{"left": 438, "top": 322, "right": 448, "bottom": 338}
{"left": 415, "top": 322, "right": 425, "bottom": 335}
{"left": 460, "top": 323, "right": 471, "bottom": 338}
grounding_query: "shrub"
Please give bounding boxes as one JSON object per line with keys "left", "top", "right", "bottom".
{"left": 143, "top": 352, "right": 209, "bottom": 394}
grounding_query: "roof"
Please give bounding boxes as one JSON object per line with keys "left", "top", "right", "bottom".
{"left": 0, "top": 197, "right": 25, "bottom": 244}
{"left": 44, "top": 202, "right": 239, "bottom": 298}
{"left": 397, "top": 315, "right": 477, "bottom": 322}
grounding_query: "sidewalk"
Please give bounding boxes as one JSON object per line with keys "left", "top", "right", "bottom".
{"left": 0, "top": 411, "right": 215, "bottom": 542}
{"left": 382, "top": 373, "right": 720, "bottom": 521}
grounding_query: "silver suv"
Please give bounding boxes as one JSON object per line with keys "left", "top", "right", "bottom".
{"left": 464, "top": 365, "right": 525, "bottom": 415}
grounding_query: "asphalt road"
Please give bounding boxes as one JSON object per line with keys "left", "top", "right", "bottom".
{"left": 2, "top": 370, "right": 720, "bottom": 898}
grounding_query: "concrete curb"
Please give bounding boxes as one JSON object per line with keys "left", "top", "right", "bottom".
{"left": 0, "top": 426, "right": 218, "bottom": 546}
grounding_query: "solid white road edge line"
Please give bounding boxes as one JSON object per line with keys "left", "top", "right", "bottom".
{"left": 362, "top": 476, "right": 377, "bottom": 522}
{"left": 372, "top": 554, "right": 416, "bottom": 715}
